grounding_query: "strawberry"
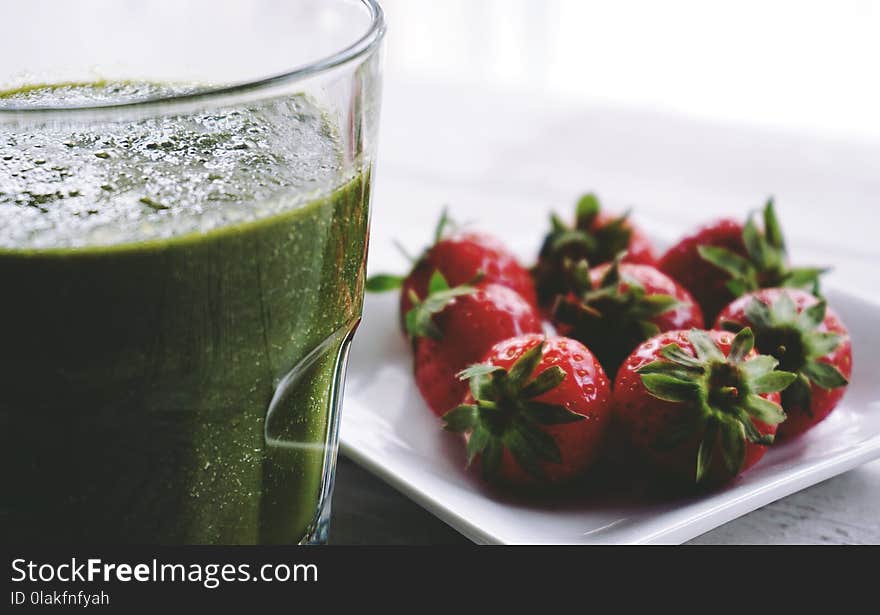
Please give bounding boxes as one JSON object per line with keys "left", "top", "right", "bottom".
{"left": 715, "top": 288, "right": 852, "bottom": 439}
{"left": 658, "top": 199, "right": 826, "bottom": 322}
{"left": 657, "top": 218, "right": 744, "bottom": 322}
{"left": 443, "top": 335, "right": 612, "bottom": 487}
{"left": 552, "top": 257, "right": 704, "bottom": 379}
{"left": 366, "top": 211, "right": 538, "bottom": 331}
{"left": 408, "top": 273, "right": 542, "bottom": 416}
{"left": 532, "top": 193, "right": 656, "bottom": 308}
{"left": 614, "top": 328, "right": 796, "bottom": 486}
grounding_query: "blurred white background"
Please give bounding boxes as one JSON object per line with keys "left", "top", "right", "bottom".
{"left": 381, "top": 0, "right": 880, "bottom": 141}
{"left": 370, "top": 0, "right": 880, "bottom": 301}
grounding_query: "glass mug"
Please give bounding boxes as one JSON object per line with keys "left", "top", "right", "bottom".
{"left": 0, "top": 0, "right": 385, "bottom": 544}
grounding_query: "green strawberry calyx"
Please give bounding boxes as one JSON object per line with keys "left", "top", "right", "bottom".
{"left": 636, "top": 328, "right": 796, "bottom": 483}
{"left": 532, "top": 193, "right": 633, "bottom": 305}
{"left": 697, "top": 198, "right": 827, "bottom": 299}
{"left": 365, "top": 208, "right": 457, "bottom": 293}
{"left": 554, "top": 255, "right": 679, "bottom": 344}
{"left": 403, "top": 270, "right": 480, "bottom": 340}
{"left": 442, "top": 340, "right": 585, "bottom": 482}
{"left": 549, "top": 193, "right": 632, "bottom": 260}
{"left": 719, "top": 292, "right": 849, "bottom": 415}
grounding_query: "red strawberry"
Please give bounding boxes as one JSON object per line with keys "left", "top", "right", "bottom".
{"left": 658, "top": 199, "right": 826, "bottom": 322}
{"left": 409, "top": 274, "right": 542, "bottom": 416}
{"left": 715, "top": 288, "right": 852, "bottom": 439}
{"left": 657, "top": 217, "right": 744, "bottom": 321}
{"left": 366, "top": 211, "right": 537, "bottom": 331}
{"left": 614, "top": 328, "right": 796, "bottom": 486}
{"left": 552, "top": 258, "right": 704, "bottom": 378}
{"left": 532, "top": 193, "right": 656, "bottom": 308}
{"left": 444, "top": 334, "right": 612, "bottom": 487}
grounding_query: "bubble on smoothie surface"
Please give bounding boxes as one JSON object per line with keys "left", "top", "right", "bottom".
{"left": 0, "top": 82, "right": 344, "bottom": 249}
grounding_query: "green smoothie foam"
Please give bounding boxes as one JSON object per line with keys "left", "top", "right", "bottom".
{"left": 0, "top": 83, "right": 370, "bottom": 543}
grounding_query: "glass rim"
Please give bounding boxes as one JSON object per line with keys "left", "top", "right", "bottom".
{"left": 0, "top": 0, "right": 386, "bottom": 116}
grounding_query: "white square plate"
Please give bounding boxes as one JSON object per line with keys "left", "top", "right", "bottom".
{"left": 340, "top": 258, "right": 880, "bottom": 545}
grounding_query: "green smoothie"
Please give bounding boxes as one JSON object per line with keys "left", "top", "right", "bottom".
{"left": 0, "top": 83, "right": 370, "bottom": 543}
